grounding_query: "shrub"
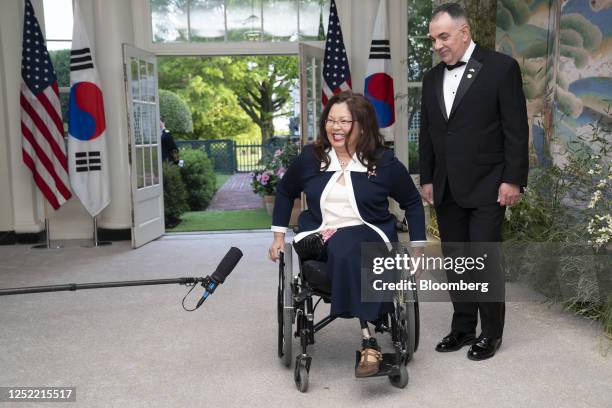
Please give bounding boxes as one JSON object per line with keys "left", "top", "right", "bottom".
{"left": 163, "top": 162, "right": 189, "bottom": 228}
{"left": 504, "top": 116, "right": 611, "bottom": 337}
{"left": 179, "top": 148, "right": 216, "bottom": 210}
{"left": 159, "top": 89, "right": 193, "bottom": 136}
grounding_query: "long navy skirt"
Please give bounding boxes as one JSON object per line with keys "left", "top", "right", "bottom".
{"left": 324, "top": 224, "right": 393, "bottom": 321}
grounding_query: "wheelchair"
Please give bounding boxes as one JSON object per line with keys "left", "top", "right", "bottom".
{"left": 277, "top": 242, "right": 419, "bottom": 392}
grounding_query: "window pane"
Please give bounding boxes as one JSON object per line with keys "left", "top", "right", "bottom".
{"left": 59, "top": 92, "right": 69, "bottom": 134}
{"left": 151, "top": 0, "right": 189, "bottom": 43}
{"left": 299, "top": 0, "right": 329, "bottom": 41}
{"left": 131, "top": 59, "right": 140, "bottom": 101}
{"left": 133, "top": 104, "right": 143, "bottom": 145}
{"left": 147, "top": 62, "right": 156, "bottom": 102}
{"left": 407, "top": 38, "right": 432, "bottom": 82}
{"left": 43, "top": 0, "right": 73, "bottom": 40}
{"left": 227, "top": 0, "right": 262, "bottom": 41}
{"left": 191, "top": 0, "right": 225, "bottom": 42}
{"left": 46, "top": 40, "right": 72, "bottom": 52}
{"left": 262, "top": 0, "right": 297, "bottom": 42}
{"left": 136, "top": 146, "right": 145, "bottom": 188}
{"left": 142, "top": 104, "right": 152, "bottom": 144}
{"left": 149, "top": 104, "right": 157, "bottom": 145}
{"left": 305, "top": 57, "right": 318, "bottom": 142}
{"left": 407, "top": 0, "right": 432, "bottom": 37}
{"left": 139, "top": 60, "right": 149, "bottom": 102}
{"left": 144, "top": 146, "right": 152, "bottom": 187}
{"left": 48, "top": 47, "right": 71, "bottom": 87}
{"left": 406, "top": 87, "right": 422, "bottom": 174}
{"left": 151, "top": 146, "right": 159, "bottom": 185}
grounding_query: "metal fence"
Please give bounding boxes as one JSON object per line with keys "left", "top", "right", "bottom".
{"left": 176, "top": 139, "right": 286, "bottom": 173}
{"left": 234, "top": 144, "right": 265, "bottom": 172}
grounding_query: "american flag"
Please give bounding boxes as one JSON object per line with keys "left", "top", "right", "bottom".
{"left": 20, "top": 0, "right": 71, "bottom": 210}
{"left": 321, "top": 0, "right": 351, "bottom": 106}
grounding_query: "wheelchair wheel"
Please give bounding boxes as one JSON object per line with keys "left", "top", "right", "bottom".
{"left": 393, "top": 287, "right": 418, "bottom": 364}
{"left": 294, "top": 356, "right": 310, "bottom": 392}
{"left": 389, "top": 365, "right": 409, "bottom": 389}
{"left": 414, "top": 301, "right": 420, "bottom": 352}
{"left": 277, "top": 247, "right": 294, "bottom": 367}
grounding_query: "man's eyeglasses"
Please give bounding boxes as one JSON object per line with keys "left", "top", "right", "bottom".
{"left": 325, "top": 119, "right": 354, "bottom": 127}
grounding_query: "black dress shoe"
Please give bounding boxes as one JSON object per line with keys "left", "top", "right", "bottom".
{"left": 467, "top": 336, "right": 502, "bottom": 360}
{"left": 435, "top": 332, "right": 476, "bottom": 352}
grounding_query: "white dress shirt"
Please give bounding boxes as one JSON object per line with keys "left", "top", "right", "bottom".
{"left": 443, "top": 40, "right": 476, "bottom": 117}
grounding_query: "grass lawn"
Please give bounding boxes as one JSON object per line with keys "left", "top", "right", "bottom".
{"left": 167, "top": 209, "right": 271, "bottom": 232}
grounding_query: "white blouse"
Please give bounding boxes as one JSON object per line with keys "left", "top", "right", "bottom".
{"left": 322, "top": 178, "right": 363, "bottom": 229}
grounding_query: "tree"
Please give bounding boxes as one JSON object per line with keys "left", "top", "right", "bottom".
{"left": 222, "top": 56, "right": 299, "bottom": 142}
{"left": 49, "top": 49, "right": 70, "bottom": 87}
{"left": 462, "top": 0, "right": 498, "bottom": 50}
{"left": 158, "top": 56, "right": 257, "bottom": 140}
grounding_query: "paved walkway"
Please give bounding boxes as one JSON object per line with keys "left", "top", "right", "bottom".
{"left": 208, "top": 173, "right": 263, "bottom": 210}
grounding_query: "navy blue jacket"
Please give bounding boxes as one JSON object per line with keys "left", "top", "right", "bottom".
{"left": 272, "top": 145, "right": 426, "bottom": 243}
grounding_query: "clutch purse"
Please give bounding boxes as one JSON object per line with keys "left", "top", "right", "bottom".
{"left": 293, "top": 232, "right": 325, "bottom": 262}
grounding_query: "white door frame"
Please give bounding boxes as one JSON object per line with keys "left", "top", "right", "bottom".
{"left": 298, "top": 43, "right": 325, "bottom": 147}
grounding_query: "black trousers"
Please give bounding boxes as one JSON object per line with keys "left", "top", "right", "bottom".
{"left": 435, "top": 182, "right": 506, "bottom": 338}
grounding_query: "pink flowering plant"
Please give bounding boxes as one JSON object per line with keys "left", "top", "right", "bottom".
{"left": 250, "top": 143, "right": 299, "bottom": 196}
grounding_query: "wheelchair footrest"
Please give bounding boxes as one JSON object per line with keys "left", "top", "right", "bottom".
{"left": 354, "top": 351, "right": 401, "bottom": 378}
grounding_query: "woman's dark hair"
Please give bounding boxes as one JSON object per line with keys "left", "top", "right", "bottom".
{"left": 314, "top": 91, "right": 385, "bottom": 171}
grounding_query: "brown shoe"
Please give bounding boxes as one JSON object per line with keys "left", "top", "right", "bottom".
{"left": 355, "top": 347, "right": 382, "bottom": 377}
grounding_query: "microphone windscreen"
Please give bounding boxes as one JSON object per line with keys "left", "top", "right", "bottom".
{"left": 211, "top": 247, "right": 243, "bottom": 283}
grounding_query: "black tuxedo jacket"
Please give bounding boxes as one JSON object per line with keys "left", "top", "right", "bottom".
{"left": 419, "top": 45, "right": 529, "bottom": 208}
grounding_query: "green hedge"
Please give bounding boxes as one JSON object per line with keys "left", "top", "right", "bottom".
{"left": 159, "top": 89, "right": 193, "bottom": 135}
{"left": 179, "top": 148, "right": 217, "bottom": 211}
{"left": 162, "top": 162, "right": 188, "bottom": 228}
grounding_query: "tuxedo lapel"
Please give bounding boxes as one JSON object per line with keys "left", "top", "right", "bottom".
{"left": 449, "top": 46, "right": 484, "bottom": 120}
{"left": 434, "top": 65, "right": 448, "bottom": 121}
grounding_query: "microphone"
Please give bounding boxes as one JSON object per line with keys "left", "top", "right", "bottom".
{"left": 196, "top": 247, "right": 243, "bottom": 308}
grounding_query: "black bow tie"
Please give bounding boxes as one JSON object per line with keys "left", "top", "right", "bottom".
{"left": 444, "top": 61, "right": 467, "bottom": 71}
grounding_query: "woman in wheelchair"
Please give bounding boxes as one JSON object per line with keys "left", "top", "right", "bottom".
{"left": 268, "top": 91, "right": 426, "bottom": 378}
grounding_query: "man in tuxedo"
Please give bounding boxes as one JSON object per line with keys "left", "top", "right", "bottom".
{"left": 419, "top": 3, "right": 528, "bottom": 360}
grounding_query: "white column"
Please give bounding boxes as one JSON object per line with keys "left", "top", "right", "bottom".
{"left": 92, "top": 0, "right": 135, "bottom": 229}
{"left": 0, "top": 17, "right": 15, "bottom": 232}
{"left": 391, "top": 0, "right": 409, "bottom": 167}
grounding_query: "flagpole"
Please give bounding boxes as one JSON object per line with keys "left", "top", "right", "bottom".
{"left": 91, "top": 215, "right": 111, "bottom": 247}
{"left": 33, "top": 201, "right": 62, "bottom": 250}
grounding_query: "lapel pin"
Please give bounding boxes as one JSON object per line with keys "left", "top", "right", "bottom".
{"left": 469, "top": 68, "right": 475, "bottom": 72}
{"left": 467, "top": 74, "right": 473, "bottom": 79}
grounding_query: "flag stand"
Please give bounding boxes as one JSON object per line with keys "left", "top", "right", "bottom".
{"left": 33, "top": 202, "right": 63, "bottom": 250}
{"left": 89, "top": 216, "right": 111, "bottom": 247}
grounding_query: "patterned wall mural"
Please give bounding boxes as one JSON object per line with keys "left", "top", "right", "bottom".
{"left": 495, "top": 0, "right": 611, "bottom": 166}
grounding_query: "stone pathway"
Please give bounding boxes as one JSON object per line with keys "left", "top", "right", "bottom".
{"left": 207, "top": 173, "right": 263, "bottom": 210}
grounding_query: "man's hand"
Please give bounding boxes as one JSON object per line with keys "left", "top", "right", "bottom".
{"left": 497, "top": 183, "right": 521, "bottom": 206}
{"left": 421, "top": 183, "right": 434, "bottom": 205}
